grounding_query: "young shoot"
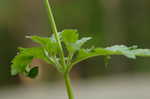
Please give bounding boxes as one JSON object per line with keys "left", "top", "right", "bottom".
{"left": 11, "top": 0, "right": 150, "bottom": 99}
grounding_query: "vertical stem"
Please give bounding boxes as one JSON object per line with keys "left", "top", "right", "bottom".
{"left": 43, "top": 0, "right": 66, "bottom": 69}
{"left": 64, "top": 73, "right": 75, "bottom": 99}
{"left": 44, "top": 0, "right": 74, "bottom": 99}
{"left": 43, "top": 1, "right": 75, "bottom": 99}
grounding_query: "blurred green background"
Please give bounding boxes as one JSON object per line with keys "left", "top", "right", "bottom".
{"left": 1, "top": 0, "right": 150, "bottom": 86}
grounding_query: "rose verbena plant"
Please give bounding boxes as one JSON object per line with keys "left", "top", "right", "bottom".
{"left": 11, "top": 0, "right": 150, "bottom": 99}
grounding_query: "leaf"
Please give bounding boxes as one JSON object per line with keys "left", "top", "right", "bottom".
{"left": 11, "top": 54, "right": 33, "bottom": 75}
{"left": 27, "top": 36, "right": 59, "bottom": 56}
{"left": 62, "top": 29, "right": 79, "bottom": 43}
{"left": 19, "top": 47, "right": 50, "bottom": 63}
{"left": 71, "top": 45, "right": 150, "bottom": 67}
{"left": 105, "top": 45, "right": 150, "bottom": 58}
{"left": 26, "top": 36, "right": 50, "bottom": 46}
{"left": 11, "top": 47, "right": 50, "bottom": 76}
{"left": 132, "top": 49, "right": 150, "bottom": 57}
{"left": 61, "top": 29, "right": 78, "bottom": 53}
{"left": 27, "top": 67, "right": 39, "bottom": 79}
{"left": 75, "top": 37, "right": 92, "bottom": 49}
{"left": 61, "top": 29, "right": 92, "bottom": 54}
{"left": 105, "top": 45, "right": 136, "bottom": 59}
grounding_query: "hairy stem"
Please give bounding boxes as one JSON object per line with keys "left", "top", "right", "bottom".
{"left": 64, "top": 73, "right": 75, "bottom": 99}
{"left": 44, "top": 0, "right": 66, "bottom": 70}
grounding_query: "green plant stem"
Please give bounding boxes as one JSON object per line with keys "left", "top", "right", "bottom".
{"left": 44, "top": 0, "right": 66, "bottom": 70}
{"left": 64, "top": 73, "right": 75, "bottom": 99}
{"left": 43, "top": 1, "right": 75, "bottom": 99}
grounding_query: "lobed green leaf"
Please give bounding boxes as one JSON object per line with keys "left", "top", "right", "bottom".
{"left": 27, "top": 36, "right": 59, "bottom": 56}
{"left": 62, "top": 29, "right": 79, "bottom": 44}
{"left": 11, "top": 47, "right": 50, "bottom": 77}
{"left": 72, "top": 45, "right": 150, "bottom": 67}
{"left": 61, "top": 29, "right": 92, "bottom": 55}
